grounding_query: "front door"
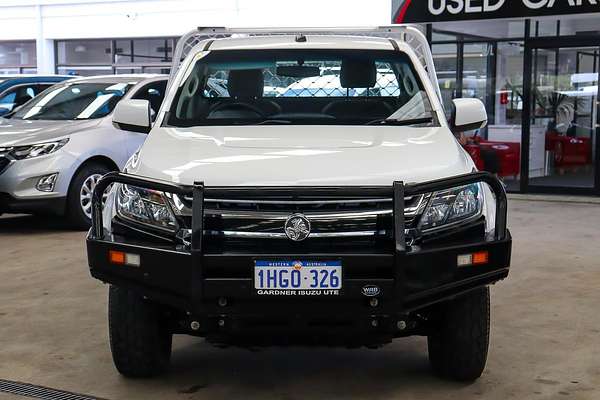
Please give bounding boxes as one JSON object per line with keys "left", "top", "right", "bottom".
{"left": 523, "top": 37, "right": 600, "bottom": 195}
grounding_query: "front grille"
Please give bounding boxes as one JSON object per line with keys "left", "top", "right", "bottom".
{"left": 0, "top": 157, "right": 10, "bottom": 175}
{"left": 176, "top": 192, "right": 428, "bottom": 252}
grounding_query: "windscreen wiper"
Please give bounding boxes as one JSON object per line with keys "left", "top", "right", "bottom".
{"left": 367, "top": 117, "right": 433, "bottom": 126}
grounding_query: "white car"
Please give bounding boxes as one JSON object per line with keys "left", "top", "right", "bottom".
{"left": 0, "top": 74, "right": 168, "bottom": 228}
{"left": 86, "top": 27, "right": 512, "bottom": 381}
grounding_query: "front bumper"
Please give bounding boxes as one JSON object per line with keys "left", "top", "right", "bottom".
{"left": 0, "top": 151, "right": 76, "bottom": 214}
{"left": 0, "top": 192, "right": 66, "bottom": 215}
{"left": 86, "top": 171, "right": 512, "bottom": 342}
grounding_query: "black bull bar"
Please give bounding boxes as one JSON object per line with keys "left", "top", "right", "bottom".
{"left": 87, "top": 171, "right": 510, "bottom": 315}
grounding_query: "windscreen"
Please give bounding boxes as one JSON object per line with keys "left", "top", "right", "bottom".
{"left": 168, "top": 49, "right": 437, "bottom": 127}
{"left": 11, "top": 82, "right": 135, "bottom": 120}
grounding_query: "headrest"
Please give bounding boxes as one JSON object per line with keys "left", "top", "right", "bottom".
{"left": 227, "top": 69, "right": 264, "bottom": 98}
{"left": 340, "top": 59, "right": 377, "bottom": 88}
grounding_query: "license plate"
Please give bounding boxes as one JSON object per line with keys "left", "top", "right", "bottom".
{"left": 254, "top": 260, "right": 342, "bottom": 296}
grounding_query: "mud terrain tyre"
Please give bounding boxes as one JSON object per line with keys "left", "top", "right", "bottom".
{"left": 108, "top": 285, "right": 172, "bottom": 378}
{"left": 427, "top": 287, "right": 490, "bottom": 381}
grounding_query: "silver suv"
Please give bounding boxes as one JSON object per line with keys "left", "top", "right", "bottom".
{"left": 0, "top": 74, "right": 168, "bottom": 228}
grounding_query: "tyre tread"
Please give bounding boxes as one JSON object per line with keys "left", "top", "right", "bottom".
{"left": 108, "top": 285, "right": 172, "bottom": 378}
{"left": 427, "top": 287, "right": 490, "bottom": 381}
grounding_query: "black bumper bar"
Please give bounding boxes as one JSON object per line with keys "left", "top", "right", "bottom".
{"left": 87, "top": 172, "right": 511, "bottom": 321}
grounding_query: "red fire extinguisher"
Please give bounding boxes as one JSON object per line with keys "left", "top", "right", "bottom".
{"left": 500, "top": 89, "right": 509, "bottom": 106}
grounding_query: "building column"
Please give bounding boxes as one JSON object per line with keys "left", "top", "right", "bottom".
{"left": 35, "top": 5, "right": 55, "bottom": 74}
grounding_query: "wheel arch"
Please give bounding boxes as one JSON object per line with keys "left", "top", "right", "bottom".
{"left": 67, "top": 155, "right": 119, "bottom": 197}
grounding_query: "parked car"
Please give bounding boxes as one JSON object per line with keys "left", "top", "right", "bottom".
{"left": 0, "top": 74, "right": 168, "bottom": 228}
{"left": 86, "top": 27, "right": 511, "bottom": 381}
{"left": 0, "top": 75, "right": 73, "bottom": 116}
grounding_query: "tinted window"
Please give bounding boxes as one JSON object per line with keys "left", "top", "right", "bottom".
{"left": 11, "top": 82, "right": 135, "bottom": 120}
{"left": 132, "top": 80, "right": 168, "bottom": 119}
{"left": 0, "top": 85, "right": 40, "bottom": 114}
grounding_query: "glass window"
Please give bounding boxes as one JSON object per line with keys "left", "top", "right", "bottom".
{"left": 0, "top": 84, "right": 48, "bottom": 115}
{"left": 56, "top": 38, "right": 175, "bottom": 77}
{"left": 432, "top": 43, "right": 457, "bottom": 118}
{"left": 9, "top": 81, "right": 135, "bottom": 121}
{"left": 132, "top": 80, "right": 168, "bottom": 120}
{"left": 114, "top": 40, "right": 133, "bottom": 64}
{"left": 528, "top": 46, "right": 597, "bottom": 189}
{"left": 57, "top": 40, "right": 112, "bottom": 64}
{"left": 169, "top": 49, "right": 437, "bottom": 127}
{"left": 462, "top": 43, "right": 492, "bottom": 104}
{"left": 0, "top": 41, "right": 36, "bottom": 67}
{"left": 433, "top": 19, "right": 526, "bottom": 41}
{"left": 533, "top": 20, "right": 559, "bottom": 37}
{"left": 114, "top": 39, "right": 172, "bottom": 64}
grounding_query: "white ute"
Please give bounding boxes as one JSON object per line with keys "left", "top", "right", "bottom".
{"left": 87, "top": 26, "right": 512, "bottom": 381}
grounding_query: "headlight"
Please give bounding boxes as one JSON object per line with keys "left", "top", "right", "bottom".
{"left": 9, "top": 139, "right": 69, "bottom": 160}
{"left": 419, "top": 183, "right": 483, "bottom": 232}
{"left": 116, "top": 184, "right": 177, "bottom": 232}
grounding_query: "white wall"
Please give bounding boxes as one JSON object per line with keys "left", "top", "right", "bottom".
{"left": 0, "top": 0, "right": 392, "bottom": 72}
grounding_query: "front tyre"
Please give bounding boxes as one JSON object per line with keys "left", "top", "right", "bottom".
{"left": 427, "top": 287, "right": 490, "bottom": 381}
{"left": 67, "top": 163, "right": 112, "bottom": 230}
{"left": 108, "top": 285, "right": 172, "bottom": 378}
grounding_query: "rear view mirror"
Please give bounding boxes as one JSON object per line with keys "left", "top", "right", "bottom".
{"left": 451, "top": 98, "right": 488, "bottom": 132}
{"left": 113, "top": 99, "right": 151, "bottom": 134}
{"left": 277, "top": 65, "right": 321, "bottom": 78}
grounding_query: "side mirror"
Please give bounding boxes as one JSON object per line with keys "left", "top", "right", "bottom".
{"left": 113, "top": 99, "right": 151, "bottom": 134}
{"left": 451, "top": 98, "right": 488, "bottom": 133}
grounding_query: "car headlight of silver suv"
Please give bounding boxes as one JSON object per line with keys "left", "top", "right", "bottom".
{"left": 116, "top": 184, "right": 177, "bottom": 232}
{"left": 418, "top": 183, "right": 484, "bottom": 232}
{"left": 7, "top": 138, "right": 69, "bottom": 160}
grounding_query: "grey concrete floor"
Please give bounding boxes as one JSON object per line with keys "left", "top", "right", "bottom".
{"left": 0, "top": 199, "right": 599, "bottom": 400}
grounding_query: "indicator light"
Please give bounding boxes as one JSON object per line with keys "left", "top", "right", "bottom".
{"left": 457, "top": 251, "right": 489, "bottom": 267}
{"left": 472, "top": 251, "right": 489, "bottom": 265}
{"left": 109, "top": 250, "right": 140, "bottom": 267}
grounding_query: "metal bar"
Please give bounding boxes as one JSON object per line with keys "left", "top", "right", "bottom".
{"left": 393, "top": 181, "right": 406, "bottom": 253}
{"left": 90, "top": 172, "right": 193, "bottom": 240}
{"left": 404, "top": 171, "right": 507, "bottom": 241}
{"left": 191, "top": 182, "right": 204, "bottom": 252}
{"left": 169, "top": 25, "right": 443, "bottom": 104}
{"left": 90, "top": 171, "right": 508, "bottom": 243}
{"left": 522, "top": 38, "right": 533, "bottom": 194}
{"left": 203, "top": 186, "right": 394, "bottom": 198}
{"left": 191, "top": 181, "right": 204, "bottom": 313}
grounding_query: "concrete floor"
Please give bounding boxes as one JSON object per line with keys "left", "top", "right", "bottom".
{"left": 0, "top": 199, "right": 599, "bottom": 400}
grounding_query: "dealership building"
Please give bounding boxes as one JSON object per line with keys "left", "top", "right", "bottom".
{"left": 1, "top": 0, "right": 599, "bottom": 195}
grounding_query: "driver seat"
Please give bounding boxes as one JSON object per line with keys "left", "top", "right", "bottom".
{"left": 208, "top": 69, "right": 280, "bottom": 119}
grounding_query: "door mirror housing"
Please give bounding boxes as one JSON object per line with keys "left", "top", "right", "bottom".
{"left": 112, "top": 99, "right": 152, "bottom": 134}
{"left": 451, "top": 98, "right": 488, "bottom": 133}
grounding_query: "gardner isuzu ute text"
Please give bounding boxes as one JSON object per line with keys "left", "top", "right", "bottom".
{"left": 86, "top": 26, "right": 512, "bottom": 381}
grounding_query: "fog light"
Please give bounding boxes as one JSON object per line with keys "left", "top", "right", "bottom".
{"left": 36, "top": 173, "right": 58, "bottom": 192}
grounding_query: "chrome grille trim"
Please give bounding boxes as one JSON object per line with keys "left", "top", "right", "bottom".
{"left": 173, "top": 193, "right": 428, "bottom": 242}
{"left": 202, "top": 197, "right": 394, "bottom": 205}
{"left": 175, "top": 194, "right": 428, "bottom": 217}
{"left": 204, "top": 209, "right": 394, "bottom": 220}
{"left": 204, "top": 229, "right": 393, "bottom": 239}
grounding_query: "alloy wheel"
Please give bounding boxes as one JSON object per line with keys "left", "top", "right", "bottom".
{"left": 79, "top": 174, "right": 109, "bottom": 219}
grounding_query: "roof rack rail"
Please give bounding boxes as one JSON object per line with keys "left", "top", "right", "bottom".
{"left": 169, "top": 25, "right": 442, "bottom": 103}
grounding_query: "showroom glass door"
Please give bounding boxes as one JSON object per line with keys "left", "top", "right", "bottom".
{"left": 523, "top": 37, "right": 600, "bottom": 195}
